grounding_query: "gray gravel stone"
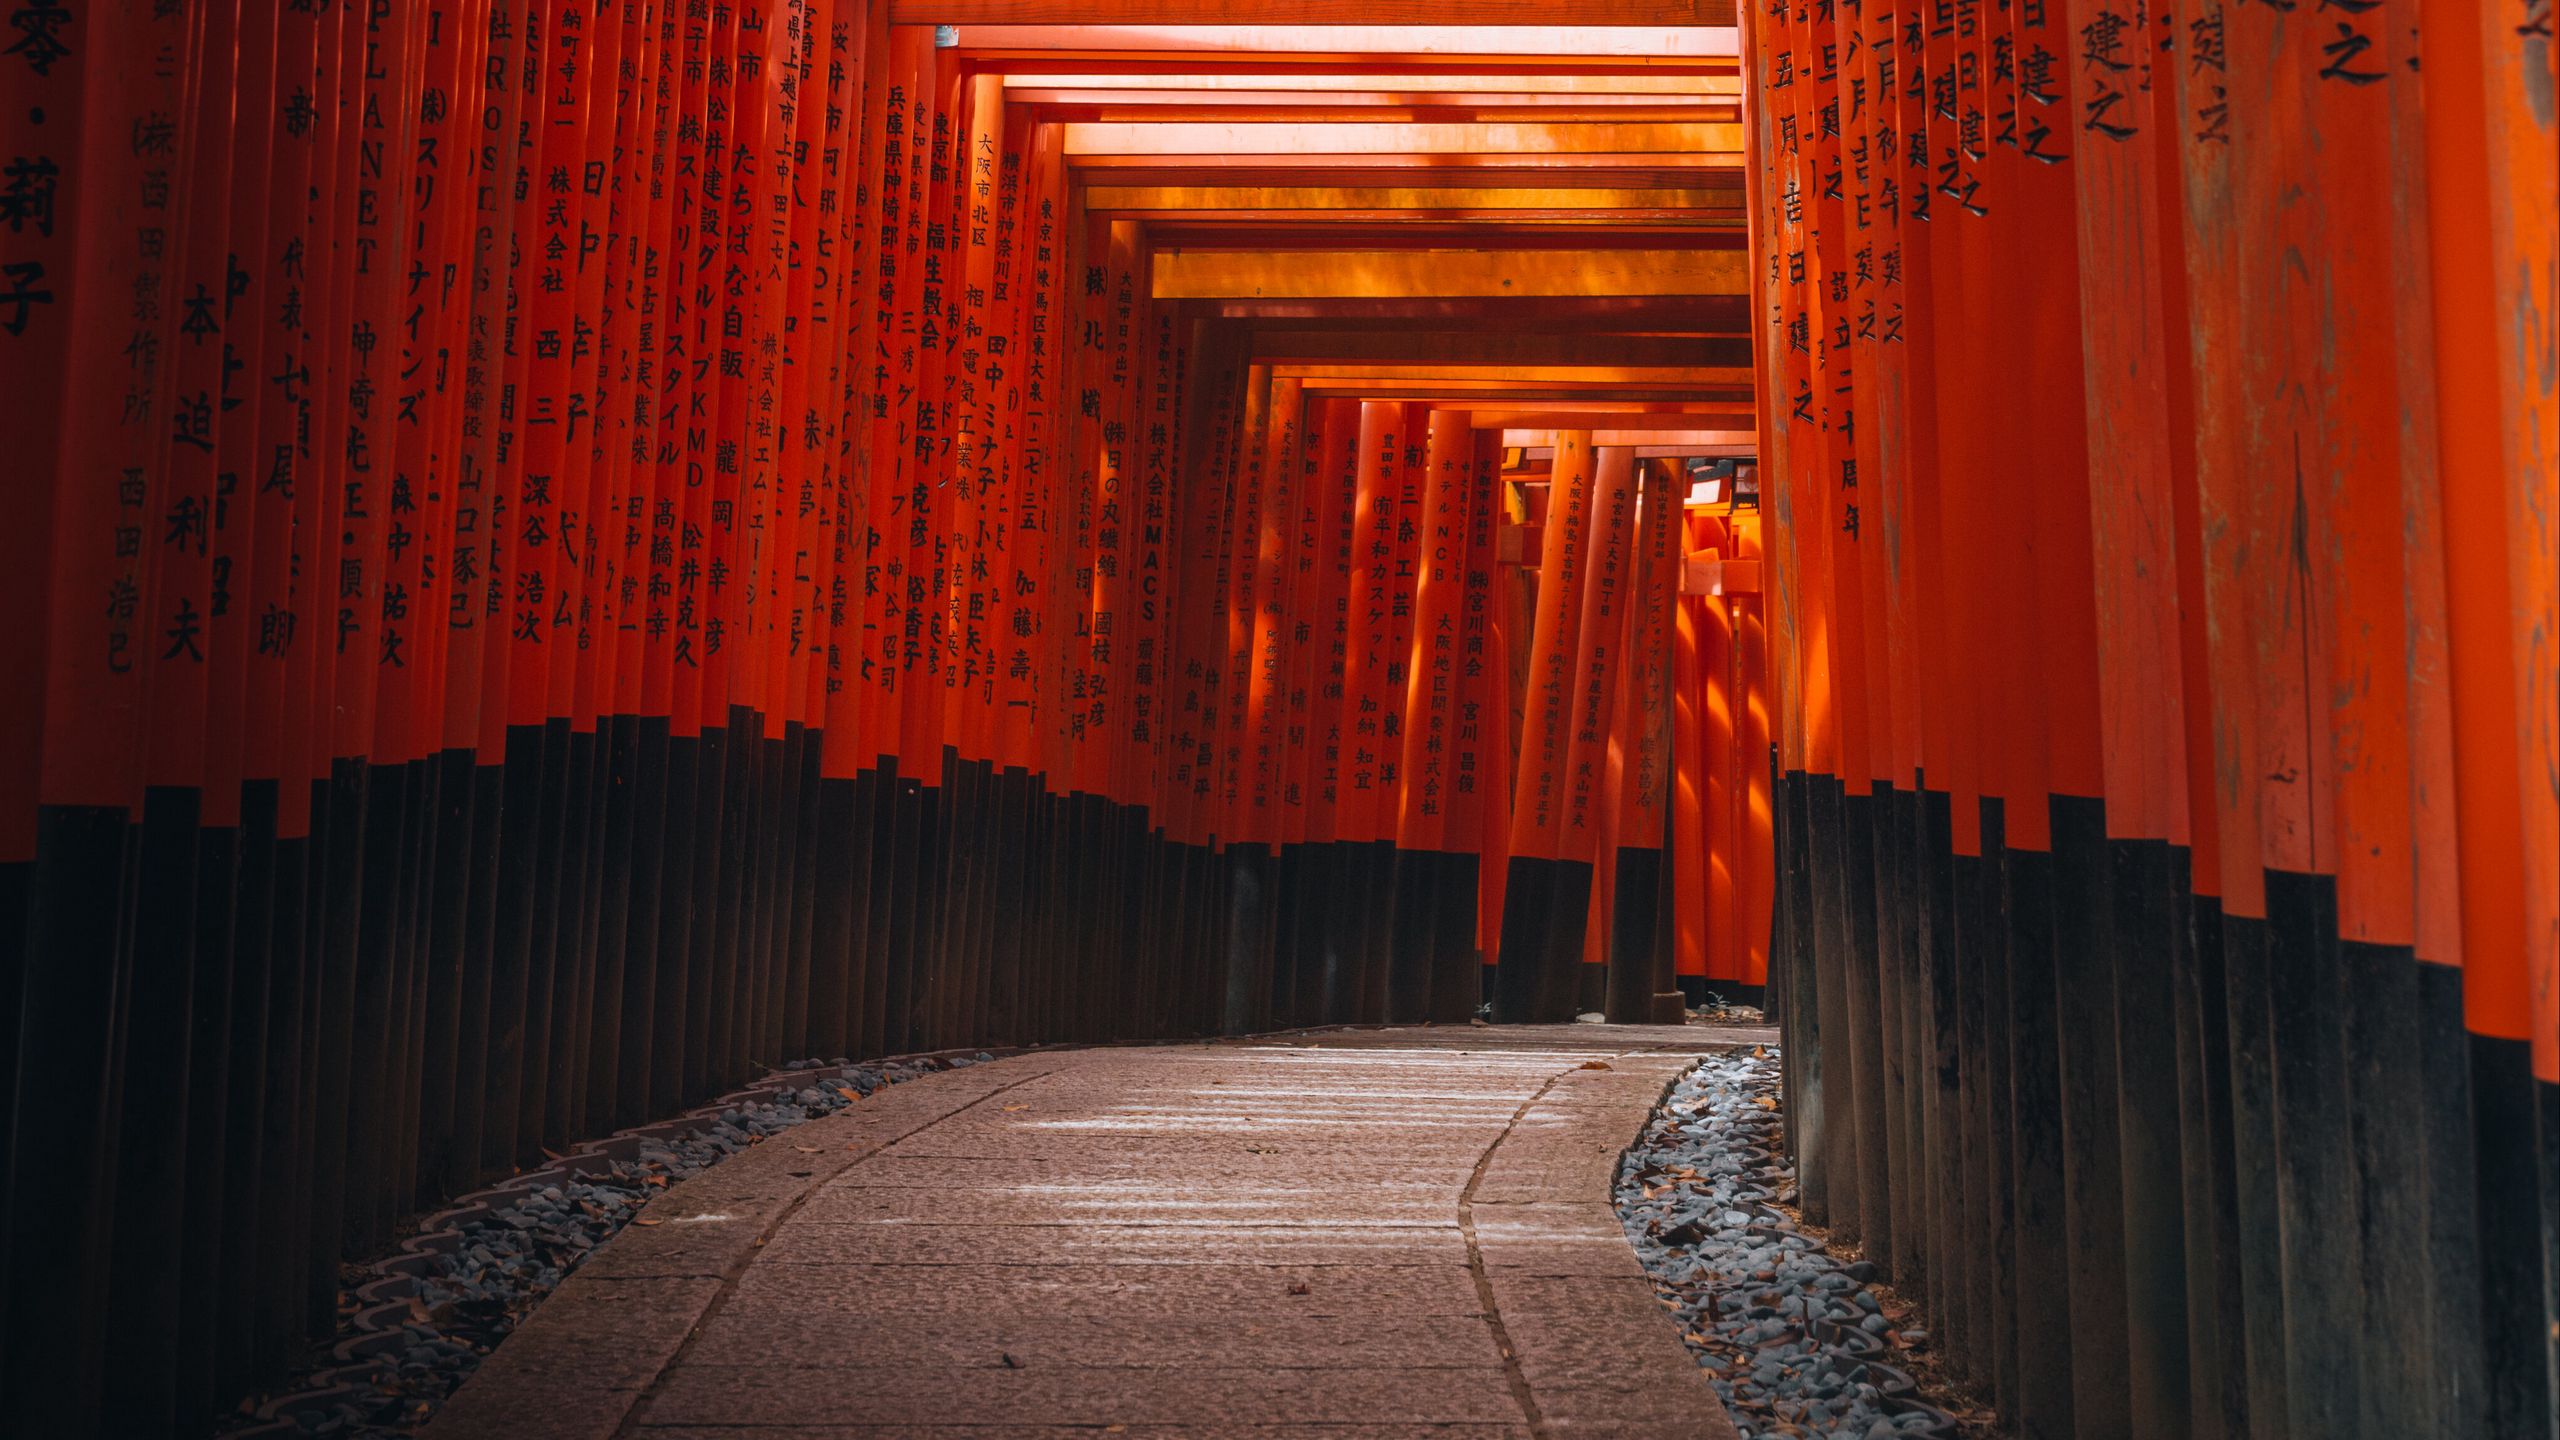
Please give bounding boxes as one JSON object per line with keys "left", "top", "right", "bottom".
{"left": 1613, "top": 1049, "right": 1972, "bottom": 1440}
{"left": 221, "top": 1055, "right": 970, "bottom": 1438}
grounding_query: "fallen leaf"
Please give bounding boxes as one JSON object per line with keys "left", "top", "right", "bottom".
{"left": 836, "top": 1086, "right": 862, "bottom": 1102}
{"left": 1002, "top": 1103, "right": 1028, "bottom": 1111}
{"left": 644, "top": 1174, "right": 669, "bottom": 1187}
{"left": 794, "top": 1144, "right": 823, "bottom": 1153}
{"left": 1286, "top": 1280, "right": 1311, "bottom": 1296}
{"left": 407, "top": 1297, "right": 432, "bottom": 1323}
{"left": 1577, "top": 1060, "right": 1613, "bottom": 1071}
{"left": 634, "top": 1218, "right": 663, "bottom": 1227}
{"left": 1754, "top": 1096, "right": 1778, "bottom": 1110}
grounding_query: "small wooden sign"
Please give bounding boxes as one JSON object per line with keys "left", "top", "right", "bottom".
{"left": 1681, "top": 555, "right": 1761, "bottom": 596}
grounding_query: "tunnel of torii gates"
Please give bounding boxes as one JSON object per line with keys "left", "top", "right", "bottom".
{"left": 0, "top": 0, "right": 2551, "bottom": 1436}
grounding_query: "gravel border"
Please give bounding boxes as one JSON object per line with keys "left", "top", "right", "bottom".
{"left": 220, "top": 1050, "right": 1001, "bottom": 1438}
{"left": 1615, "top": 1049, "right": 1980, "bottom": 1440}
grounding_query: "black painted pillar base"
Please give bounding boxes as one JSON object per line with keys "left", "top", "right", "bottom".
{"left": 2264, "top": 870, "right": 2364, "bottom": 1439}
{"left": 1224, "top": 843, "right": 1273, "bottom": 1035}
{"left": 2050, "top": 796, "right": 2126, "bottom": 1440}
{"left": 1603, "top": 842, "right": 1663, "bottom": 1024}
{"left": 1493, "top": 854, "right": 1556, "bottom": 1024}
{"left": 1427, "top": 851, "right": 1483, "bottom": 1026}
{"left": 2004, "top": 825, "right": 2075, "bottom": 1440}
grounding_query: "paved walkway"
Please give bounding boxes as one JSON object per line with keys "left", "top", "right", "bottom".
{"left": 427, "top": 1024, "right": 1765, "bottom": 1440}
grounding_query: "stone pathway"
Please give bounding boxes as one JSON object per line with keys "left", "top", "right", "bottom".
{"left": 426, "top": 1024, "right": 1769, "bottom": 1440}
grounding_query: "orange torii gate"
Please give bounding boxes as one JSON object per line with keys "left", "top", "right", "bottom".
{"left": 0, "top": 8, "right": 2550, "bottom": 1440}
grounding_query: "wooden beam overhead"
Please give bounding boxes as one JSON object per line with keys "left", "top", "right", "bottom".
{"left": 1269, "top": 362, "right": 1753, "bottom": 385}
{"left": 1152, "top": 247, "right": 1748, "bottom": 299}
{"left": 972, "top": 55, "right": 1741, "bottom": 77}
{"left": 1189, "top": 295, "right": 1750, "bottom": 324}
{"left": 1085, "top": 184, "right": 1743, "bottom": 212}
{"left": 1502, "top": 430, "right": 1758, "bottom": 449}
{"left": 1246, "top": 331, "right": 1750, "bottom": 366}
{"left": 1126, "top": 218, "right": 1744, "bottom": 239}
{"left": 1003, "top": 71, "right": 1743, "bottom": 93}
{"left": 944, "top": 24, "right": 1739, "bottom": 59}
{"left": 1061, "top": 120, "right": 1741, "bottom": 155}
{"left": 1139, "top": 225, "right": 1741, "bottom": 253}
{"left": 1297, "top": 384, "right": 1745, "bottom": 402}
{"left": 1072, "top": 159, "right": 1740, "bottom": 189}
{"left": 1066, "top": 154, "right": 1739, "bottom": 201}
{"left": 1002, "top": 87, "right": 1737, "bottom": 121}
{"left": 1460, "top": 406, "right": 1757, "bottom": 429}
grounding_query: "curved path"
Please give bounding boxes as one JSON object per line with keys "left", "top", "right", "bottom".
{"left": 426, "top": 1024, "right": 1762, "bottom": 1440}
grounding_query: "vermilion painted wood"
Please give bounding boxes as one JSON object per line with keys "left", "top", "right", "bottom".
{"left": 1300, "top": 397, "right": 1364, "bottom": 847}
{"left": 1241, "top": 375, "right": 1305, "bottom": 848}
{"left": 1004, "top": 71, "right": 1744, "bottom": 95}
{"left": 2008, "top": 0, "right": 2101, "bottom": 831}
{"left": 1828, "top": 0, "right": 1888, "bottom": 801}
{"left": 503, "top": 0, "right": 578, "bottom": 734}
{"left": 1560, "top": 445, "right": 1637, "bottom": 871}
{"left": 1622, "top": 463, "right": 1677, "bottom": 863}
{"left": 944, "top": 24, "right": 1741, "bottom": 65}
{"left": 1865, "top": 3, "right": 1922, "bottom": 801}
{"left": 1447, "top": 428, "right": 1503, "bottom": 855}
{"left": 139, "top": 0, "right": 236, "bottom": 802}
{"left": 1207, "top": 365, "right": 1269, "bottom": 836}
{"left": 637, "top": 0, "right": 695, "bottom": 737}
{"left": 898, "top": 1, "right": 1740, "bottom": 22}
{"left": 556, "top": 1, "right": 618, "bottom": 738}
{"left": 1153, "top": 248, "right": 1747, "bottom": 300}
{"left": 1733, "top": 509, "right": 1770, "bottom": 987}
{"left": 1393, "top": 408, "right": 1469, "bottom": 853}
{"left": 285, "top": 0, "right": 366, "bottom": 814}
{"left": 2068, "top": 0, "right": 2186, "bottom": 849}
{"left": 1761, "top": 0, "right": 1803, "bottom": 791}
{"left": 1268, "top": 390, "right": 1332, "bottom": 848}
{"left": 2169, "top": 0, "right": 2257, "bottom": 913}
{"left": 2422, "top": 0, "right": 2552, "bottom": 1052}
{"left": 0, "top": 0, "right": 90, "bottom": 852}
{"left": 1918, "top": 3, "right": 1982, "bottom": 859}
{"left": 1335, "top": 400, "right": 1401, "bottom": 845}
{"left": 1127, "top": 239, "right": 1180, "bottom": 810}
{"left": 1504, "top": 432, "right": 1593, "bottom": 864}
{"left": 819, "top": 5, "right": 886, "bottom": 778}
{"left": 2467, "top": 0, "right": 2557, "bottom": 1076}
{"left": 1590, "top": 457, "right": 1678, "bottom": 973}
{"left": 1674, "top": 513, "right": 1714, "bottom": 980}
{"left": 1156, "top": 324, "right": 1225, "bottom": 843}
{"left": 890, "top": 50, "right": 962, "bottom": 788}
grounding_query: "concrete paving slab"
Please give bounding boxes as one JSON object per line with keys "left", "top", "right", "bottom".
{"left": 678, "top": 1309, "right": 1502, "bottom": 1370}
{"left": 789, "top": 1182, "right": 1459, "bottom": 1227}
{"left": 716, "top": 1261, "right": 1490, "bottom": 1320}
{"left": 756, "top": 1219, "right": 1471, "bottom": 1268}
{"left": 426, "top": 1024, "right": 1747, "bottom": 1440}
{"left": 640, "top": 1414, "right": 1525, "bottom": 1424}
{"left": 634, "top": 1363, "right": 1526, "bottom": 1428}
